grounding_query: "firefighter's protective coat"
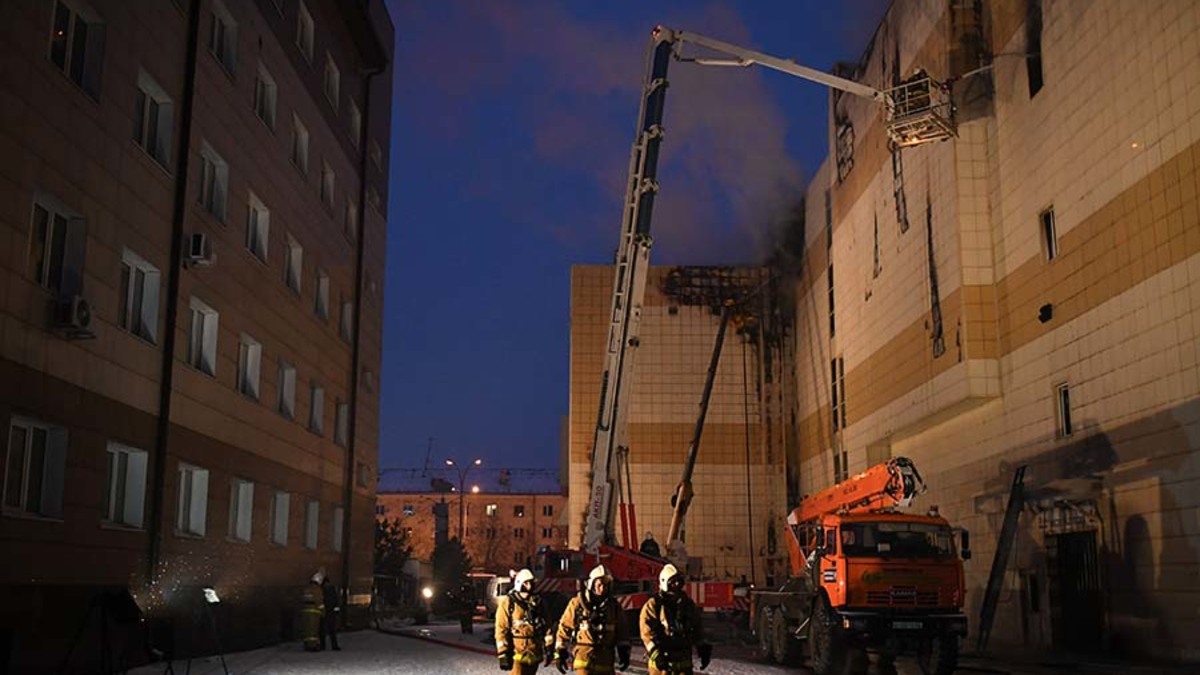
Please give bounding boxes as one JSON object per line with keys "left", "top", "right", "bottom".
{"left": 555, "top": 590, "right": 629, "bottom": 672}
{"left": 495, "top": 590, "right": 554, "bottom": 669}
{"left": 639, "top": 590, "right": 706, "bottom": 674}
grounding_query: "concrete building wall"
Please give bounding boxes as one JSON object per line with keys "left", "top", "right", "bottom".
{"left": 569, "top": 265, "right": 790, "bottom": 585}
{"left": 792, "top": 0, "right": 1200, "bottom": 661}
{"left": 377, "top": 491, "right": 569, "bottom": 575}
{"left": 0, "top": 0, "right": 392, "bottom": 669}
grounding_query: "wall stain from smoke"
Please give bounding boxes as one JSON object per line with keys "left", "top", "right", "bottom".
{"left": 925, "top": 191, "right": 945, "bottom": 358}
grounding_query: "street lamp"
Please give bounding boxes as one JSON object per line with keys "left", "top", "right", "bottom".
{"left": 445, "top": 458, "right": 482, "bottom": 543}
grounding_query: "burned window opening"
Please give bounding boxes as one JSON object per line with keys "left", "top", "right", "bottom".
{"left": 1026, "top": 0, "right": 1044, "bottom": 97}
{"left": 872, "top": 212, "right": 882, "bottom": 279}
{"left": 890, "top": 45, "right": 910, "bottom": 234}
{"left": 835, "top": 118, "right": 855, "bottom": 182}
{"left": 926, "top": 192, "right": 945, "bottom": 358}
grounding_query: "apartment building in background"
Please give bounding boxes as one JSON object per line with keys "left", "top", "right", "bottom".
{"left": 790, "top": 0, "right": 1200, "bottom": 661}
{"left": 0, "top": 0, "right": 393, "bottom": 670}
{"left": 568, "top": 265, "right": 792, "bottom": 585}
{"left": 377, "top": 471, "right": 568, "bottom": 575}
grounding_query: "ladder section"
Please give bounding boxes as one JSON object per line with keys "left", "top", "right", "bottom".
{"left": 976, "top": 465, "right": 1027, "bottom": 653}
{"left": 582, "top": 29, "right": 675, "bottom": 553}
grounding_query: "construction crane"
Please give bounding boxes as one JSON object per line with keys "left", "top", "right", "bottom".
{"left": 583, "top": 25, "right": 957, "bottom": 556}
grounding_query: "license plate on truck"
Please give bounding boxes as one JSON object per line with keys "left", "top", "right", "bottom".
{"left": 892, "top": 620, "right": 923, "bottom": 630}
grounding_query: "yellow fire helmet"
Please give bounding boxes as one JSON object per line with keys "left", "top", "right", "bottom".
{"left": 513, "top": 568, "right": 535, "bottom": 593}
{"left": 659, "top": 564, "right": 683, "bottom": 593}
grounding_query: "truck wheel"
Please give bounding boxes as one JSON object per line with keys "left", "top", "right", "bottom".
{"left": 756, "top": 607, "right": 775, "bottom": 661}
{"left": 917, "top": 634, "right": 959, "bottom": 675}
{"left": 807, "top": 600, "right": 845, "bottom": 675}
{"left": 771, "top": 606, "right": 804, "bottom": 666}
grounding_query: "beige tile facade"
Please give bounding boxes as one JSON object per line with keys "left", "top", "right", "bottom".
{"left": 792, "top": 0, "right": 1200, "bottom": 661}
{"left": 0, "top": 0, "right": 392, "bottom": 668}
{"left": 377, "top": 491, "right": 569, "bottom": 574}
{"left": 569, "top": 265, "right": 791, "bottom": 585}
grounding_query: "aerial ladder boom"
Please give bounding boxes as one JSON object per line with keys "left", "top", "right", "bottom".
{"left": 582, "top": 29, "right": 674, "bottom": 553}
{"left": 792, "top": 457, "right": 926, "bottom": 525}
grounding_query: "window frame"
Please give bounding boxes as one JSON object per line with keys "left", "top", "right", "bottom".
{"left": 334, "top": 399, "right": 349, "bottom": 447}
{"left": 133, "top": 69, "right": 173, "bottom": 167}
{"left": 118, "top": 248, "right": 161, "bottom": 344}
{"left": 304, "top": 499, "right": 319, "bottom": 550}
{"left": 4, "top": 417, "right": 68, "bottom": 519}
{"left": 1040, "top": 206, "right": 1057, "bottom": 261}
{"left": 47, "top": 0, "right": 106, "bottom": 100}
{"left": 277, "top": 359, "right": 297, "bottom": 419}
{"left": 237, "top": 334, "right": 262, "bottom": 400}
{"left": 270, "top": 489, "right": 290, "bottom": 545}
{"left": 228, "top": 477, "right": 254, "bottom": 542}
{"left": 332, "top": 505, "right": 344, "bottom": 551}
{"left": 246, "top": 191, "right": 270, "bottom": 262}
{"left": 103, "top": 441, "right": 148, "bottom": 529}
{"left": 290, "top": 115, "right": 309, "bottom": 174}
{"left": 284, "top": 234, "right": 303, "bottom": 294}
{"left": 198, "top": 142, "right": 229, "bottom": 222}
{"left": 296, "top": 2, "right": 315, "bottom": 63}
{"left": 207, "top": 0, "right": 238, "bottom": 74}
{"left": 323, "top": 53, "right": 340, "bottom": 112}
{"left": 254, "top": 61, "right": 277, "bottom": 130}
{"left": 314, "top": 269, "right": 330, "bottom": 320}
{"left": 187, "top": 297, "right": 219, "bottom": 376}
{"left": 309, "top": 381, "right": 325, "bottom": 434}
{"left": 176, "top": 463, "right": 209, "bottom": 537}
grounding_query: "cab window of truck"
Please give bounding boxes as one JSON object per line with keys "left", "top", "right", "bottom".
{"left": 840, "top": 522, "right": 955, "bottom": 558}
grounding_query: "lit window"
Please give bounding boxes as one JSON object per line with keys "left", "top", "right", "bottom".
{"left": 485, "top": 503, "right": 497, "bottom": 517}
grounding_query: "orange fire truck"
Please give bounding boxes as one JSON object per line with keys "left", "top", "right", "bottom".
{"left": 751, "top": 457, "right": 971, "bottom": 675}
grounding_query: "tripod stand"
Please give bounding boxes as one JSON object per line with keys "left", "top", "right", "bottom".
{"left": 57, "top": 590, "right": 142, "bottom": 675}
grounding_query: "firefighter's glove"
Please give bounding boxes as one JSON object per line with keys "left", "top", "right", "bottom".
{"left": 616, "top": 644, "right": 631, "bottom": 671}
{"left": 698, "top": 643, "right": 713, "bottom": 670}
{"left": 497, "top": 651, "right": 513, "bottom": 671}
{"left": 650, "top": 649, "right": 670, "bottom": 672}
{"left": 543, "top": 649, "right": 555, "bottom": 667}
{"left": 555, "top": 649, "right": 570, "bottom": 674}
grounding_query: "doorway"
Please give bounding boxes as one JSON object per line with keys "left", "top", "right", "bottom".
{"left": 1046, "top": 529, "right": 1104, "bottom": 653}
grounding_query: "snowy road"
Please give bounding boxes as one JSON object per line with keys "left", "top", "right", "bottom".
{"left": 125, "top": 622, "right": 1188, "bottom": 675}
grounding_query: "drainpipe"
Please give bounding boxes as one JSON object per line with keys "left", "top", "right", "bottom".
{"left": 343, "top": 62, "right": 386, "bottom": 605}
{"left": 147, "top": 0, "right": 202, "bottom": 584}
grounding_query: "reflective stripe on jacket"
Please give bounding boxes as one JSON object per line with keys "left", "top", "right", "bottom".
{"left": 495, "top": 593, "right": 553, "bottom": 663}
{"left": 555, "top": 592, "right": 629, "bottom": 671}
{"left": 639, "top": 592, "right": 705, "bottom": 667}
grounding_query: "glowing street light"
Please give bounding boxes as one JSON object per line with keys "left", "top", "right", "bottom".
{"left": 445, "top": 457, "right": 482, "bottom": 543}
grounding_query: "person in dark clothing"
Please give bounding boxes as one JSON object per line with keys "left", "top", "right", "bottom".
{"left": 458, "top": 580, "right": 476, "bottom": 636}
{"left": 320, "top": 577, "right": 341, "bottom": 651}
{"left": 640, "top": 531, "right": 662, "bottom": 558}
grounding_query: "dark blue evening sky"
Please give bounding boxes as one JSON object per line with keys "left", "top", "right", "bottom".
{"left": 379, "top": 1, "right": 890, "bottom": 473}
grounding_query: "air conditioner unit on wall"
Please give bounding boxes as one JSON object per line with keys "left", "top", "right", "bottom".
{"left": 186, "top": 232, "right": 215, "bottom": 267}
{"left": 54, "top": 294, "right": 95, "bottom": 339}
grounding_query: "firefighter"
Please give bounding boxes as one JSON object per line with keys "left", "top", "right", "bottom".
{"left": 495, "top": 569, "right": 553, "bottom": 673}
{"left": 639, "top": 564, "right": 712, "bottom": 674}
{"left": 300, "top": 572, "right": 325, "bottom": 652}
{"left": 553, "top": 565, "right": 631, "bottom": 674}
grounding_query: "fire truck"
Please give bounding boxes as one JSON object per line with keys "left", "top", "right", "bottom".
{"left": 751, "top": 458, "right": 971, "bottom": 675}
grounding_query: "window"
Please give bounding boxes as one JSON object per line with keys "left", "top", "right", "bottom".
{"left": 514, "top": 505, "right": 525, "bottom": 518}
{"left": 305, "top": 500, "right": 319, "bottom": 549}
{"left": 296, "top": 2, "right": 314, "bottom": 63}
{"left": 309, "top": 382, "right": 324, "bottom": 433}
{"left": 187, "top": 297, "right": 219, "bottom": 376}
{"left": 348, "top": 100, "right": 361, "bottom": 147}
{"left": 363, "top": 369, "right": 374, "bottom": 394}
{"left": 237, "top": 335, "right": 262, "bottom": 399}
{"left": 334, "top": 400, "right": 349, "bottom": 446}
{"left": 332, "top": 506, "right": 344, "bottom": 551}
{"left": 207, "top": 0, "right": 237, "bottom": 73}
{"left": 228, "top": 478, "right": 253, "bottom": 542}
{"left": 374, "top": 504, "right": 385, "bottom": 516}
{"left": 176, "top": 464, "right": 209, "bottom": 536}
{"left": 254, "top": 62, "right": 277, "bottom": 129}
{"left": 542, "top": 505, "right": 553, "bottom": 517}
{"left": 339, "top": 298, "right": 353, "bottom": 342}
{"left": 246, "top": 192, "right": 269, "bottom": 262}
{"left": 833, "top": 437, "right": 849, "bottom": 484}
{"left": 831, "top": 357, "right": 846, "bottom": 432}
{"left": 103, "top": 442, "right": 147, "bottom": 528}
{"left": 485, "top": 503, "right": 497, "bottom": 517}
{"left": 290, "top": 115, "right": 309, "bottom": 174}
{"left": 277, "top": 360, "right": 296, "bottom": 419}
{"left": 47, "top": 0, "right": 106, "bottom": 99}
{"left": 321, "top": 161, "right": 335, "bottom": 208}
{"left": 402, "top": 503, "right": 414, "bottom": 516}
{"left": 1026, "top": 0, "right": 1044, "bottom": 97}
{"left": 514, "top": 527, "right": 525, "bottom": 538}
{"left": 270, "top": 489, "right": 289, "bottom": 545}
{"left": 1056, "top": 383, "right": 1073, "bottom": 437}
{"left": 133, "top": 70, "right": 172, "bottom": 167}
{"left": 198, "top": 142, "right": 228, "bottom": 222}
{"left": 28, "top": 194, "right": 85, "bottom": 295}
{"left": 542, "top": 527, "right": 553, "bottom": 538}
{"left": 1040, "top": 207, "right": 1057, "bottom": 261}
{"left": 4, "top": 418, "right": 67, "bottom": 518}
{"left": 323, "top": 53, "right": 340, "bottom": 111}
{"left": 284, "top": 235, "right": 303, "bottom": 293}
{"left": 118, "top": 249, "right": 161, "bottom": 343}
{"left": 344, "top": 201, "right": 358, "bottom": 243}
{"left": 314, "top": 270, "right": 330, "bottom": 319}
